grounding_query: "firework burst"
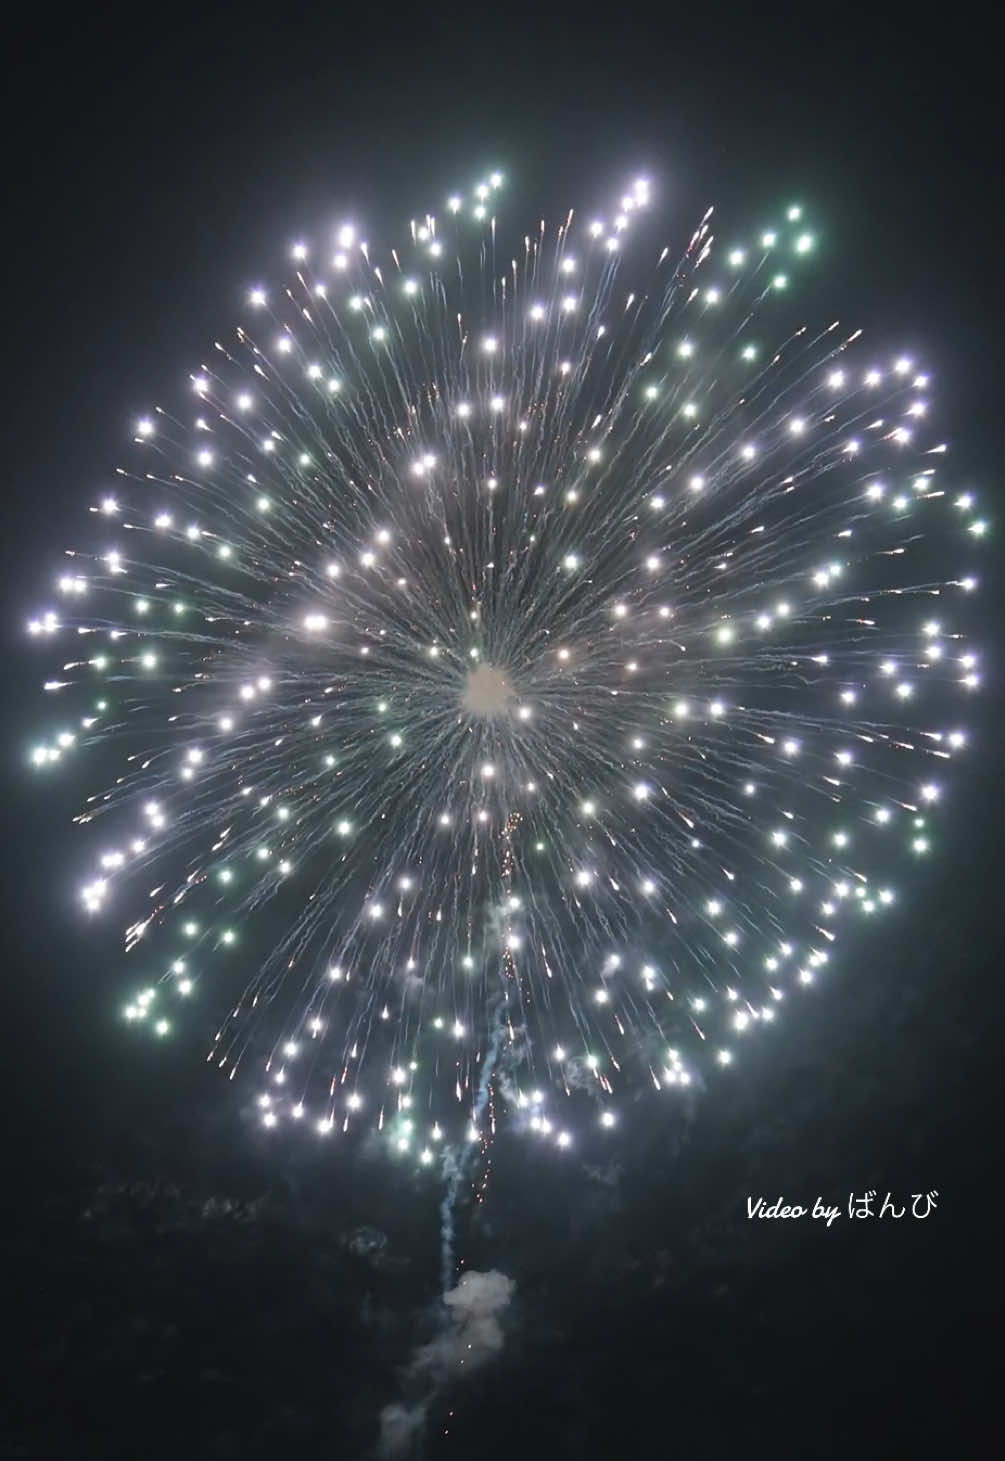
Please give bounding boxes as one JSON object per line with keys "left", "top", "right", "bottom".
{"left": 27, "top": 169, "right": 985, "bottom": 1163}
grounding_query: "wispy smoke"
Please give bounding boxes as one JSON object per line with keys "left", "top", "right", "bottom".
{"left": 377, "top": 1403, "right": 427, "bottom": 1459}
{"left": 439, "top": 996, "right": 509, "bottom": 1291}
{"left": 377, "top": 1269, "right": 516, "bottom": 1458}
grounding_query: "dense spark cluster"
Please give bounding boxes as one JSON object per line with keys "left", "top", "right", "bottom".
{"left": 28, "top": 169, "right": 985, "bottom": 1163}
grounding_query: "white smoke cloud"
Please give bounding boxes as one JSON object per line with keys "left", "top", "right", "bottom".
{"left": 417, "top": 1269, "right": 515, "bottom": 1373}
{"left": 377, "top": 1269, "right": 516, "bottom": 1458}
{"left": 377, "top": 1402, "right": 428, "bottom": 1459}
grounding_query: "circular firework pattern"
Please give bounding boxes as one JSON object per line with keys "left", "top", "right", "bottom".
{"left": 27, "top": 170, "right": 985, "bottom": 1161}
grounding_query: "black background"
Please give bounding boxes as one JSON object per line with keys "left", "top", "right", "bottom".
{"left": 2, "top": 6, "right": 1001, "bottom": 1457}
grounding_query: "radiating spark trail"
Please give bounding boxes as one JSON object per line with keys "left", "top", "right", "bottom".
{"left": 26, "top": 169, "right": 985, "bottom": 1165}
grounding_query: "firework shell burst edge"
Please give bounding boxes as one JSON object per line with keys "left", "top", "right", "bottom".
{"left": 25, "top": 168, "right": 986, "bottom": 1169}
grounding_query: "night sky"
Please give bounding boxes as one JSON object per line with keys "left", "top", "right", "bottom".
{"left": 2, "top": 9, "right": 1002, "bottom": 1457}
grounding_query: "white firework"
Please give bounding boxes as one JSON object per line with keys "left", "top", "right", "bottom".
{"left": 27, "top": 169, "right": 984, "bottom": 1161}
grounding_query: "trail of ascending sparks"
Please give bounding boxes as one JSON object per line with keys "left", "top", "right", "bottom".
{"left": 28, "top": 169, "right": 986, "bottom": 1166}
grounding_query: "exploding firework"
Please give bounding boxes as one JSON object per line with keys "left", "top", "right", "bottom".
{"left": 27, "top": 169, "right": 984, "bottom": 1163}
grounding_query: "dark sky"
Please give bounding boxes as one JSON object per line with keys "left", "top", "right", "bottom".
{"left": 2, "top": 8, "right": 1002, "bottom": 1458}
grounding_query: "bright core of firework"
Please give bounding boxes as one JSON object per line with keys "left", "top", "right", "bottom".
{"left": 462, "top": 664, "right": 516, "bottom": 718}
{"left": 26, "top": 167, "right": 985, "bottom": 1165}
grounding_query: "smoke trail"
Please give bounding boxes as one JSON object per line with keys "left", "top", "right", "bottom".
{"left": 377, "top": 1269, "right": 516, "bottom": 1459}
{"left": 377, "top": 999, "right": 514, "bottom": 1456}
{"left": 438, "top": 995, "right": 509, "bottom": 1291}
{"left": 377, "top": 1403, "right": 427, "bottom": 1460}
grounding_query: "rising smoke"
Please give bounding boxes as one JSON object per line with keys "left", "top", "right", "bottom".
{"left": 377, "top": 1268, "right": 516, "bottom": 1458}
